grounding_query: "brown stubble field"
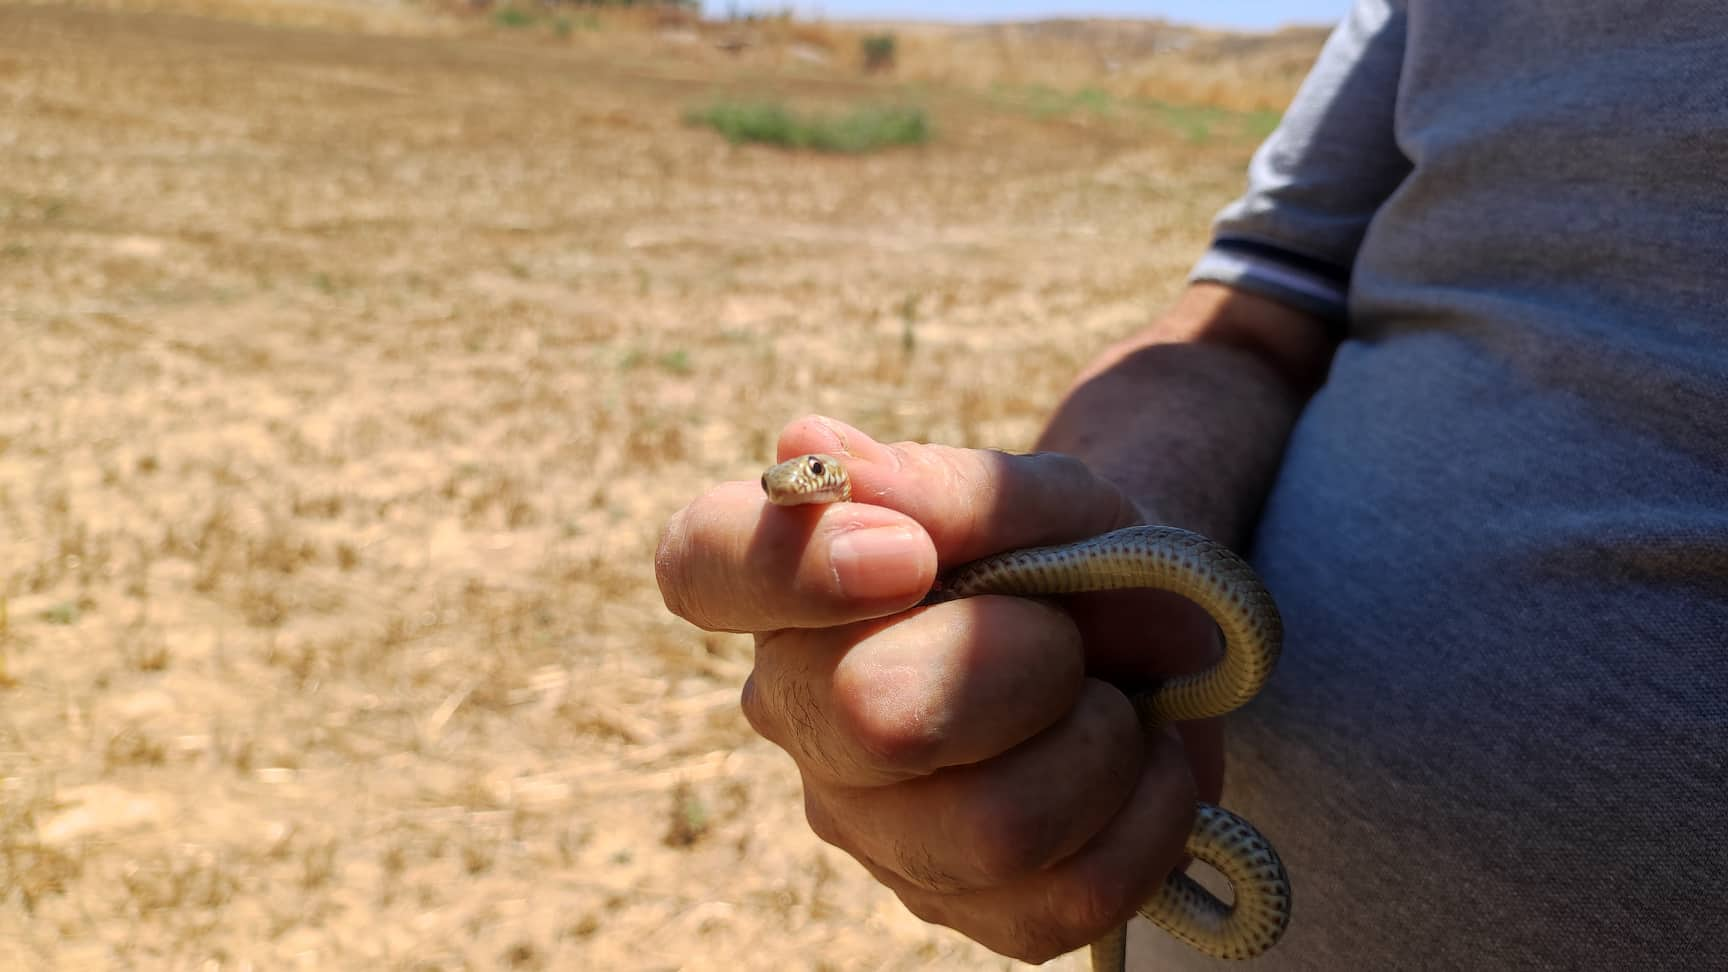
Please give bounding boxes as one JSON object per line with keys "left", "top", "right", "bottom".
{"left": 0, "top": 3, "right": 1312, "bottom": 968}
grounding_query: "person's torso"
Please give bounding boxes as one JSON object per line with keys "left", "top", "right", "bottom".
{"left": 1136, "top": 3, "right": 1728, "bottom": 968}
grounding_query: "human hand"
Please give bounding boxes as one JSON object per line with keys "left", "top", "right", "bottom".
{"left": 655, "top": 415, "right": 1226, "bottom": 962}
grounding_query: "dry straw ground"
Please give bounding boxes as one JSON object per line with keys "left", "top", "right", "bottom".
{"left": 0, "top": 3, "right": 1317, "bottom": 968}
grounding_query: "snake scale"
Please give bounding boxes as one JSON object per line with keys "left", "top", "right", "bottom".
{"left": 761, "top": 453, "right": 1291, "bottom": 970}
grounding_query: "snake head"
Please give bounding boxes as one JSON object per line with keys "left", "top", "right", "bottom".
{"left": 761, "top": 453, "right": 852, "bottom": 506}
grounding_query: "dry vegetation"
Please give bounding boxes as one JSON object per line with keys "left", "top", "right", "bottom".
{"left": 0, "top": 1, "right": 1318, "bottom": 968}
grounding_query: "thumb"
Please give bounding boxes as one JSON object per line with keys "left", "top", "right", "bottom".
{"left": 779, "top": 416, "right": 1221, "bottom": 692}
{"left": 776, "top": 415, "right": 1143, "bottom": 566}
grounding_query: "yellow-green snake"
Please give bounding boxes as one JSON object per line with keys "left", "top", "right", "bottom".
{"left": 761, "top": 453, "right": 1291, "bottom": 970}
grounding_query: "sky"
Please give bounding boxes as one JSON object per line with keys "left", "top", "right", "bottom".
{"left": 721, "top": 1, "right": 1350, "bottom": 31}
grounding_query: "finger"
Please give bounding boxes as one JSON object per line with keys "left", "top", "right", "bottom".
{"left": 777, "top": 415, "right": 1143, "bottom": 564}
{"left": 744, "top": 596, "right": 1085, "bottom": 787}
{"left": 802, "top": 679, "right": 1143, "bottom": 893}
{"left": 866, "top": 728, "right": 1197, "bottom": 965}
{"left": 656, "top": 480, "right": 938, "bottom": 632}
{"left": 1062, "top": 589, "right": 1229, "bottom": 800}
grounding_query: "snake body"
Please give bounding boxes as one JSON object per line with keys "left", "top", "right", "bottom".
{"left": 762, "top": 453, "right": 1291, "bottom": 969}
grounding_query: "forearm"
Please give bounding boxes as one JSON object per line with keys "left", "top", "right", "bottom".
{"left": 1037, "top": 283, "right": 1337, "bottom": 548}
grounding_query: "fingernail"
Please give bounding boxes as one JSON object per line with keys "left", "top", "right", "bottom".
{"left": 830, "top": 526, "right": 925, "bottom": 600}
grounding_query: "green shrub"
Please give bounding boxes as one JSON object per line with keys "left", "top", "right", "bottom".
{"left": 861, "top": 33, "right": 897, "bottom": 73}
{"left": 686, "top": 101, "right": 929, "bottom": 153}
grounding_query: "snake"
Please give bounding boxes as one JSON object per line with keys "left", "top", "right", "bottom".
{"left": 760, "top": 452, "right": 1291, "bottom": 970}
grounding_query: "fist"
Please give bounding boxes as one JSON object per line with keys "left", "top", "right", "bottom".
{"left": 656, "top": 416, "right": 1222, "bottom": 961}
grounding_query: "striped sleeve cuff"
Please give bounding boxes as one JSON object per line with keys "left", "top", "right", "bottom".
{"left": 1189, "top": 237, "right": 1352, "bottom": 323}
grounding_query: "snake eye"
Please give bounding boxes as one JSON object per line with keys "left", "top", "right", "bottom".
{"left": 807, "top": 457, "right": 825, "bottom": 476}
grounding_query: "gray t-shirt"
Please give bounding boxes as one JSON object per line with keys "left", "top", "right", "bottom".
{"left": 1136, "top": 2, "right": 1728, "bottom": 968}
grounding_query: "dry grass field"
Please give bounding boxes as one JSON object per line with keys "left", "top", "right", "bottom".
{"left": 0, "top": 2, "right": 1318, "bottom": 968}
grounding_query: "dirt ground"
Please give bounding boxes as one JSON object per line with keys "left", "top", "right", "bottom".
{"left": 0, "top": 3, "right": 1311, "bottom": 968}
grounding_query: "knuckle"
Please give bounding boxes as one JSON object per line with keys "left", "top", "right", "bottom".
{"left": 744, "top": 639, "right": 855, "bottom": 781}
{"left": 960, "top": 690, "right": 1138, "bottom": 885}
{"left": 846, "top": 708, "right": 945, "bottom": 776}
{"left": 801, "top": 787, "right": 847, "bottom": 849}
{"left": 889, "top": 835, "right": 966, "bottom": 893}
{"left": 962, "top": 793, "right": 1061, "bottom": 886}
{"left": 1021, "top": 450, "right": 1137, "bottom": 534}
{"left": 1073, "top": 680, "right": 1140, "bottom": 751}
{"left": 1144, "top": 729, "right": 1203, "bottom": 809}
{"left": 890, "top": 885, "right": 955, "bottom": 927}
{"left": 889, "top": 879, "right": 1096, "bottom": 965}
{"left": 1043, "top": 866, "right": 1137, "bottom": 951}
{"left": 997, "top": 915, "right": 1085, "bottom": 966}
{"left": 738, "top": 673, "right": 779, "bottom": 743}
{"left": 832, "top": 669, "right": 947, "bottom": 778}
{"left": 778, "top": 688, "right": 849, "bottom": 778}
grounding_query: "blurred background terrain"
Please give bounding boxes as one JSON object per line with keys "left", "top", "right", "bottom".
{"left": 0, "top": 1, "right": 1326, "bottom": 967}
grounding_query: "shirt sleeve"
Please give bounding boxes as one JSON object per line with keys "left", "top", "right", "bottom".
{"left": 1190, "top": 0, "right": 1412, "bottom": 321}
